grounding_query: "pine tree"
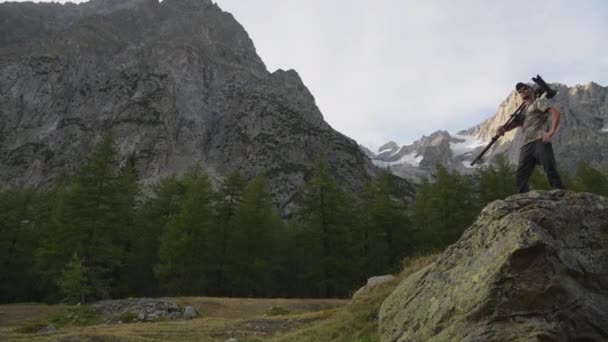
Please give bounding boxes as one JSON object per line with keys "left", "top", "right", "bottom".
{"left": 130, "top": 174, "right": 189, "bottom": 297}
{"left": 528, "top": 167, "right": 551, "bottom": 191}
{"left": 68, "top": 131, "right": 126, "bottom": 299}
{"left": 354, "top": 181, "right": 383, "bottom": 280}
{"left": 557, "top": 166, "right": 576, "bottom": 190}
{"left": 411, "top": 165, "right": 477, "bottom": 251}
{"left": 57, "top": 253, "right": 89, "bottom": 304}
{"left": 111, "top": 154, "right": 140, "bottom": 297}
{"left": 34, "top": 170, "right": 74, "bottom": 302}
{"left": 155, "top": 165, "right": 215, "bottom": 295}
{"left": 36, "top": 131, "right": 127, "bottom": 300}
{"left": 357, "top": 170, "right": 412, "bottom": 278}
{"left": 210, "top": 170, "right": 246, "bottom": 296}
{"left": 573, "top": 161, "right": 608, "bottom": 196}
{"left": 0, "top": 187, "right": 39, "bottom": 302}
{"left": 295, "top": 156, "right": 358, "bottom": 297}
{"left": 475, "top": 153, "right": 516, "bottom": 207}
{"left": 230, "top": 172, "right": 283, "bottom": 297}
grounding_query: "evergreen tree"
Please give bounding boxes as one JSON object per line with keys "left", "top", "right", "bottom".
{"left": 131, "top": 174, "right": 189, "bottom": 296}
{"left": 0, "top": 187, "right": 39, "bottom": 302}
{"left": 354, "top": 181, "right": 383, "bottom": 281}
{"left": 295, "top": 156, "right": 358, "bottom": 297}
{"left": 34, "top": 171, "right": 74, "bottom": 302}
{"left": 528, "top": 167, "right": 551, "bottom": 191}
{"left": 557, "top": 166, "right": 576, "bottom": 190}
{"left": 155, "top": 165, "right": 215, "bottom": 295}
{"left": 411, "top": 165, "right": 477, "bottom": 251}
{"left": 210, "top": 171, "right": 246, "bottom": 296}
{"left": 67, "top": 132, "right": 126, "bottom": 299}
{"left": 572, "top": 161, "right": 608, "bottom": 196}
{"left": 357, "top": 170, "right": 412, "bottom": 279}
{"left": 57, "top": 253, "right": 89, "bottom": 304}
{"left": 230, "top": 172, "right": 284, "bottom": 297}
{"left": 36, "top": 132, "right": 128, "bottom": 300}
{"left": 475, "top": 153, "right": 516, "bottom": 207}
{"left": 112, "top": 154, "right": 141, "bottom": 297}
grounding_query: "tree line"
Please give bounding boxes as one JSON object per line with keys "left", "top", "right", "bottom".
{"left": 2, "top": 133, "right": 607, "bottom": 303}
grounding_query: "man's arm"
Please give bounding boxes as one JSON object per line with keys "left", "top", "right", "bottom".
{"left": 496, "top": 120, "right": 522, "bottom": 136}
{"left": 542, "top": 107, "right": 560, "bottom": 143}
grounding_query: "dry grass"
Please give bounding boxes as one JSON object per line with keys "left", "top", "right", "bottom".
{"left": 0, "top": 254, "right": 438, "bottom": 342}
{"left": 273, "top": 253, "right": 439, "bottom": 342}
{"left": 0, "top": 298, "right": 346, "bottom": 342}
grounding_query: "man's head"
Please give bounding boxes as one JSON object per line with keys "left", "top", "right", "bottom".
{"left": 515, "top": 82, "right": 533, "bottom": 100}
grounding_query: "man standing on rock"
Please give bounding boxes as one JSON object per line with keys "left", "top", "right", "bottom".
{"left": 496, "top": 82, "right": 565, "bottom": 193}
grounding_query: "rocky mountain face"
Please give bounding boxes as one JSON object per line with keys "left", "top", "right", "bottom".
{"left": 380, "top": 190, "right": 608, "bottom": 341}
{"left": 0, "top": 0, "right": 394, "bottom": 214}
{"left": 369, "top": 83, "right": 608, "bottom": 182}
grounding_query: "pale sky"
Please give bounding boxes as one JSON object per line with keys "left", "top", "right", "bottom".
{"left": 3, "top": 0, "right": 608, "bottom": 150}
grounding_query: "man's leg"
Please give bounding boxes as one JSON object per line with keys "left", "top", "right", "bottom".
{"left": 538, "top": 142, "right": 565, "bottom": 189}
{"left": 516, "top": 143, "right": 537, "bottom": 193}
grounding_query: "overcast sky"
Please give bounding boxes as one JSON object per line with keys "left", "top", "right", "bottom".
{"left": 3, "top": 0, "right": 608, "bottom": 150}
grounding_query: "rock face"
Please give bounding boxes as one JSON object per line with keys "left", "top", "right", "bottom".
{"left": 379, "top": 190, "right": 608, "bottom": 341}
{"left": 0, "top": 0, "right": 395, "bottom": 214}
{"left": 371, "top": 82, "right": 608, "bottom": 182}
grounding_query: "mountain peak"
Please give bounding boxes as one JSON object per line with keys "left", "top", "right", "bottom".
{"left": 81, "top": 0, "right": 159, "bottom": 14}
{"left": 378, "top": 141, "right": 399, "bottom": 153}
{"left": 160, "top": 0, "right": 214, "bottom": 11}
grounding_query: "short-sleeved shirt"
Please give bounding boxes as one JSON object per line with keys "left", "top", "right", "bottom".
{"left": 522, "top": 97, "right": 552, "bottom": 146}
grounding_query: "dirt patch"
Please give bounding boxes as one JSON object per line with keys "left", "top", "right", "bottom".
{"left": 169, "top": 297, "right": 347, "bottom": 319}
{"left": 212, "top": 314, "right": 327, "bottom": 340}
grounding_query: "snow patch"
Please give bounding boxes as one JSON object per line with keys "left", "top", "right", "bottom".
{"left": 390, "top": 147, "right": 404, "bottom": 157}
{"left": 451, "top": 134, "right": 486, "bottom": 156}
{"left": 377, "top": 148, "right": 394, "bottom": 155}
{"left": 373, "top": 151, "right": 423, "bottom": 167}
{"left": 602, "top": 127, "right": 608, "bottom": 132}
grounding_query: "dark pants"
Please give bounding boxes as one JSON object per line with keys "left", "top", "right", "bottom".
{"left": 516, "top": 140, "right": 565, "bottom": 193}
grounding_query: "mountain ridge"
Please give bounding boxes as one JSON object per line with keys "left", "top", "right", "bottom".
{"left": 0, "top": 0, "right": 405, "bottom": 215}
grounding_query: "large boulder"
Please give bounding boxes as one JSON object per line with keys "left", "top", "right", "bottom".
{"left": 379, "top": 190, "right": 608, "bottom": 341}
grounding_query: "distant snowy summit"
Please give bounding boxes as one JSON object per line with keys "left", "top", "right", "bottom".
{"left": 363, "top": 82, "right": 608, "bottom": 182}
{"left": 363, "top": 131, "right": 486, "bottom": 182}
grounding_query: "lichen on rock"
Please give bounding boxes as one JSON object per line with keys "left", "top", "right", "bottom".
{"left": 379, "top": 190, "right": 608, "bottom": 342}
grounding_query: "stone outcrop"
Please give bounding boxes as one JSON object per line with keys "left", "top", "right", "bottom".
{"left": 379, "top": 190, "right": 608, "bottom": 341}
{"left": 92, "top": 298, "right": 198, "bottom": 323}
{"left": 0, "top": 0, "right": 407, "bottom": 214}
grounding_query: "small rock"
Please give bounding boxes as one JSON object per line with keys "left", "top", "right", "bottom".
{"left": 366, "top": 275, "right": 395, "bottom": 288}
{"left": 225, "top": 338, "right": 238, "bottom": 342}
{"left": 137, "top": 313, "right": 145, "bottom": 321}
{"left": 168, "top": 312, "right": 182, "bottom": 319}
{"left": 37, "top": 324, "right": 56, "bottom": 334}
{"left": 182, "top": 305, "right": 198, "bottom": 319}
